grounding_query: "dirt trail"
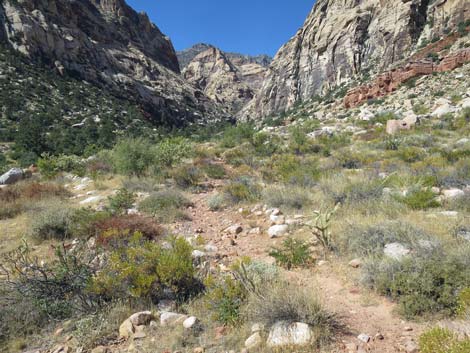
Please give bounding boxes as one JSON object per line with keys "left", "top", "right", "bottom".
{"left": 174, "top": 189, "right": 424, "bottom": 352}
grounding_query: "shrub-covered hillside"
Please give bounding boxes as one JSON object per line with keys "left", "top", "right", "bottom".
{"left": 0, "top": 45, "right": 154, "bottom": 164}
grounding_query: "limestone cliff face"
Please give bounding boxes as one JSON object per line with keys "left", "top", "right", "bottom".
{"left": 242, "top": 0, "right": 470, "bottom": 119}
{"left": 183, "top": 47, "right": 268, "bottom": 114}
{"left": 0, "top": 0, "right": 223, "bottom": 125}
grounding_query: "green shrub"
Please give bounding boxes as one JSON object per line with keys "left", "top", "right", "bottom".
{"left": 395, "top": 187, "right": 440, "bottom": 210}
{"left": 138, "top": 190, "right": 192, "bottom": 222}
{"left": 153, "top": 137, "right": 192, "bottom": 168}
{"left": 343, "top": 221, "right": 432, "bottom": 258}
{"left": 207, "top": 193, "right": 226, "bottom": 211}
{"left": 199, "top": 162, "right": 226, "bottom": 179}
{"left": 29, "top": 201, "right": 75, "bottom": 240}
{"left": 457, "top": 288, "right": 470, "bottom": 320}
{"left": 265, "top": 154, "right": 320, "bottom": 187}
{"left": 362, "top": 244, "right": 470, "bottom": 318}
{"left": 107, "top": 188, "right": 136, "bottom": 215}
{"left": 203, "top": 274, "right": 247, "bottom": 326}
{"left": 111, "top": 138, "right": 155, "bottom": 176}
{"left": 419, "top": 327, "right": 470, "bottom": 353}
{"left": 171, "top": 164, "right": 202, "bottom": 189}
{"left": 252, "top": 132, "right": 280, "bottom": 156}
{"left": 220, "top": 123, "right": 255, "bottom": 148}
{"left": 244, "top": 280, "right": 337, "bottom": 345}
{"left": 91, "top": 234, "right": 202, "bottom": 302}
{"left": 38, "top": 153, "right": 85, "bottom": 178}
{"left": 269, "top": 237, "right": 313, "bottom": 270}
{"left": 263, "top": 186, "right": 311, "bottom": 210}
{"left": 224, "top": 177, "right": 261, "bottom": 204}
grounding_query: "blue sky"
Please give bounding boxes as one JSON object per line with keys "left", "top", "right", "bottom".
{"left": 126, "top": 1, "right": 315, "bottom": 56}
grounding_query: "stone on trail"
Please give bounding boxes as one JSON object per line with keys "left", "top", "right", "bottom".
{"left": 266, "top": 321, "right": 313, "bottom": 347}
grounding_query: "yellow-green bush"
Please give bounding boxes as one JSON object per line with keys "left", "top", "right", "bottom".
{"left": 419, "top": 327, "right": 470, "bottom": 353}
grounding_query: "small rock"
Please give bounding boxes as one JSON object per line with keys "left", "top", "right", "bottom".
{"left": 91, "top": 347, "right": 109, "bottom": 353}
{"left": 224, "top": 224, "right": 243, "bottom": 235}
{"left": 193, "top": 348, "right": 204, "bottom": 353}
{"left": 270, "top": 214, "right": 286, "bottom": 225}
{"left": 404, "top": 326, "right": 413, "bottom": 332}
{"left": 268, "top": 224, "right": 289, "bottom": 238}
{"left": 349, "top": 258, "right": 362, "bottom": 268}
{"left": 375, "top": 333, "right": 384, "bottom": 340}
{"left": 249, "top": 227, "right": 261, "bottom": 235}
{"left": 251, "top": 323, "right": 264, "bottom": 333}
{"left": 357, "top": 333, "right": 371, "bottom": 343}
{"left": 183, "top": 316, "right": 199, "bottom": 329}
{"left": 191, "top": 250, "right": 206, "bottom": 259}
{"left": 384, "top": 243, "right": 410, "bottom": 260}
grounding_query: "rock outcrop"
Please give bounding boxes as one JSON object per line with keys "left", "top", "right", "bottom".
{"left": 344, "top": 48, "right": 470, "bottom": 108}
{"left": 242, "top": 0, "right": 470, "bottom": 120}
{"left": 0, "top": 0, "right": 224, "bottom": 125}
{"left": 183, "top": 47, "right": 268, "bottom": 114}
{"left": 177, "top": 43, "right": 271, "bottom": 69}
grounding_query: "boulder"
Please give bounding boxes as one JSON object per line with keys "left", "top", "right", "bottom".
{"left": 386, "top": 119, "right": 412, "bottom": 135}
{"left": 245, "top": 332, "right": 262, "bottom": 349}
{"left": 266, "top": 321, "right": 313, "bottom": 347}
{"left": 128, "top": 311, "right": 154, "bottom": 326}
{"left": 160, "top": 312, "right": 188, "bottom": 326}
{"left": 442, "top": 189, "right": 465, "bottom": 200}
{"left": 384, "top": 243, "right": 410, "bottom": 260}
{"left": 268, "top": 225, "right": 289, "bottom": 238}
{"left": 431, "top": 104, "right": 455, "bottom": 117}
{"left": 118, "top": 319, "right": 134, "bottom": 339}
{"left": 224, "top": 224, "right": 243, "bottom": 235}
{"left": 0, "top": 168, "right": 24, "bottom": 185}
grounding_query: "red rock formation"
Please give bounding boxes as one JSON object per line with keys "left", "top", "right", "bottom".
{"left": 344, "top": 48, "right": 470, "bottom": 108}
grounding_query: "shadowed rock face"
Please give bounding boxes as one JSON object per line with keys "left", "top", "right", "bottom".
{"left": 183, "top": 47, "right": 268, "bottom": 114}
{"left": 0, "top": 0, "right": 224, "bottom": 125}
{"left": 242, "top": 0, "right": 470, "bottom": 120}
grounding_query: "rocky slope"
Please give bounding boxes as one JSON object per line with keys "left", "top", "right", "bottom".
{"left": 242, "top": 0, "right": 470, "bottom": 119}
{"left": 182, "top": 46, "right": 269, "bottom": 114}
{"left": 177, "top": 43, "right": 272, "bottom": 69}
{"left": 0, "top": 0, "right": 223, "bottom": 126}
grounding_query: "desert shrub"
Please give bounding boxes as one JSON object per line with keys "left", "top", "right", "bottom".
{"left": 153, "top": 137, "right": 192, "bottom": 168}
{"left": 265, "top": 154, "right": 320, "bottom": 187}
{"left": 29, "top": 201, "right": 76, "bottom": 240}
{"left": 252, "top": 131, "right": 280, "bottom": 156}
{"left": 457, "top": 288, "right": 470, "bottom": 320}
{"left": 171, "top": 164, "right": 202, "bottom": 189}
{"left": 224, "top": 177, "right": 261, "bottom": 204}
{"left": 198, "top": 161, "right": 226, "bottom": 179}
{"left": 244, "top": 280, "right": 337, "bottom": 345}
{"left": 288, "top": 126, "right": 315, "bottom": 155}
{"left": 207, "top": 193, "right": 226, "bottom": 211}
{"left": 395, "top": 187, "right": 440, "bottom": 210}
{"left": 0, "top": 242, "right": 99, "bottom": 341}
{"left": 269, "top": 237, "right": 313, "bottom": 269}
{"left": 419, "top": 327, "right": 470, "bottom": 353}
{"left": 263, "top": 185, "right": 311, "bottom": 210}
{"left": 203, "top": 274, "right": 247, "bottom": 326}
{"left": 122, "top": 177, "right": 162, "bottom": 193}
{"left": 107, "top": 188, "right": 136, "bottom": 215}
{"left": 362, "top": 244, "right": 470, "bottom": 318}
{"left": 37, "top": 153, "right": 85, "bottom": 178}
{"left": 111, "top": 138, "right": 155, "bottom": 176}
{"left": 222, "top": 144, "right": 256, "bottom": 167}
{"left": 342, "top": 178, "right": 385, "bottom": 204}
{"left": 220, "top": 123, "right": 255, "bottom": 148}
{"left": 66, "top": 208, "right": 111, "bottom": 239}
{"left": 310, "top": 204, "right": 339, "bottom": 253}
{"left": 343, "top": 221, "right": 433, "bottom": 258}
{"left": 0, "top": 182, "right": 71, "bottom": 220}
{"left": 91, "top": 234, "right": 202, "bottom": 303}
{"left": 138, "top": 190, "right": 192, "bottom": 223}
{"left": 397, "top": 146, "right": 426, "bottom": 163}
{"left": 94, "top": 215, "right": 163, "bottom": 248}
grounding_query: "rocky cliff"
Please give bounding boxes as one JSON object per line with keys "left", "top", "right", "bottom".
{"left": 242, "top": 0, "right": 470, "bottom": 119}
{"left": 183, "top": 46, "right": 268, "bottom": 114}
{"left": 0, "top": 0, "right": 223, "bottom": 126}
{"left": 177, "top": 43, "right": 272, "bottom": 69}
